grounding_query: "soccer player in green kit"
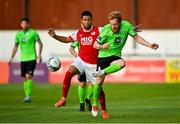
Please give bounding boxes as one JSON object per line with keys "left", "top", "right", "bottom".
{"left": 9, "top": 18, "right": 43, "bottom": 102}
{"left": 69, "top": 41, "right": 93, "bottom": 111}
{"left": 70, "top": 24, "right": 142, "bottom": 112}
{"left": 91, "top": 11, "right": 159, "bottom": 117}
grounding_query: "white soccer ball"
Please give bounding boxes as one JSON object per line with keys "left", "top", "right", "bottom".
{"left": 47, "top": 57, "right": 61, "bottom": 72}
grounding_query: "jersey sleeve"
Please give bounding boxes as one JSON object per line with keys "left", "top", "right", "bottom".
{"left": 71, "top": 41, "right": 79, "bottom": 48}
{"left": 128, "top": 22, "right": 137, "bottom": 37}
{"left": 97, "top": 25, "right": 109, "bottom": 44}
{"left": 15, "top": 32, "right": 20, "bottom": 43}
{"left": 98, "top": 27, "right": 103, "bottom": 32}
{"left": 68, "top": 30, "right": 78, "bottom": 42}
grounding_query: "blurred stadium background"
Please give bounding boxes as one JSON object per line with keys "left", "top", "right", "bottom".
{"left": 0, "top": 0, "right": 180, "bottom": 123}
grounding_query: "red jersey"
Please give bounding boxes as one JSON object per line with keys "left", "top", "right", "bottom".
{"left": 69, "top": 26, "right": 101, "bottom": 64}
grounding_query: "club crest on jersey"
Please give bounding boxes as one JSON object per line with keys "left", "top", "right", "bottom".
{"left": 22, "top": 37, "right": 27, "bottom": 42}
{"left": 115, "top": 37, "right": 121, "bottom": 43}
{"left": 91, "top": 31, "right": 96, "bottom": 35}
{"left": 81, "top": 36, "right": 93, "bottom": 45}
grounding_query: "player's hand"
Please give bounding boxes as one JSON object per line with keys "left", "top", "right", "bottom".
{"left": 134, "top": 24, "right": 142, "bottom": 32}
{"left": 149, "top": 43, "right": 159, "bottom": 50}
{"left": 8, "top": 58, "right": 13, "bottom": 65}
{"left": 74, "top": 54, "right": 78, "bottom": 58}
{"left": 74, "top": 53, "right": 78, "bottom": 58}
{"left": 48, "top": 28, "right": 56, "bottom": 38}
{"left": 102, "top": 43, "right": 110, "bottom": 49}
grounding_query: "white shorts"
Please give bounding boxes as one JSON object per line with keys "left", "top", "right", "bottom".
{"left": 71, "top": 56, "right": 96, "bottom": 84}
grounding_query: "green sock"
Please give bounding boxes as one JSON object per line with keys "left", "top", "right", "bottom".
{"left": 26, "top": 79, "right": 33, "bottom": 96}
{"left": 104, "top": 64, "right": 122, "bottom": 74}
{"left": 78, "top": 85, "right": 85, "bottom": 103}
{"left": 23, "top": 81, "right": 28, "bottom": 96}
{"left": 86, "top": 85, "right": 93, "bottom": 100}
{"left": 93, "top": 84, "right": 101, "bottom": 106}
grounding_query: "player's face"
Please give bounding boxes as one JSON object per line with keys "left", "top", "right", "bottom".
{"left": 20, "top": 21, "right": 30, "bottom": 30}
{"left": 81, "top": 16, "right": 92, "bottom": 30}
{"left": 110, "top": 19, "right": 121, "bottom": 33}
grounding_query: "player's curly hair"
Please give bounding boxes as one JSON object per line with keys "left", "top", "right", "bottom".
{"left": 81, "top": 11, "right": 93, "bottom": 19}
{"left": 108, "top": 11, "right": 122, "bottom": 22}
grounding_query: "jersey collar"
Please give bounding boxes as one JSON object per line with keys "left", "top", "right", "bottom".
{"left": 81, "top": 24, "right": 93, "bottom": 32}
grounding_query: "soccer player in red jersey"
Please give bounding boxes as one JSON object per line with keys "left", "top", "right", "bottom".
{"left": 48, "top": 11, "right": 109, "bottom": 119}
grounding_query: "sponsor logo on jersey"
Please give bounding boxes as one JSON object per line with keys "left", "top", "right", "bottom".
{"left": 119, "top": 29, "right": 125, "bottom": 33}
{"left": 80, "top": 36, "right": 93, "bottom": 45}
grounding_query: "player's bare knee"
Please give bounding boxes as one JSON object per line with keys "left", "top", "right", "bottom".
{"left": 89, "top": 83, "right": 94, "bottom": 87}
{"left": 68, "top": 65, "right": 79, "bottom": 75}
{"left": 26, "top": 74, "right": 32, "bottom": 80}
{"left": 121, "top": 62, "right": 126, "bottom": 68}
{"left": 112, "top": 59, "right": 125, "bottom": 68}
{"left": 79, "top": 82, "right": 86, "bottom": 87}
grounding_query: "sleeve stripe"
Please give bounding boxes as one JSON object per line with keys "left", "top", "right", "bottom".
{"left": 96, "top": 37, "right": 100, "bottom": 42}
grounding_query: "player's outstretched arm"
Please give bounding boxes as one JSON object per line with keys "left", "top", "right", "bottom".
{"left": 133, "top": 24, "right": 142, "bottom": 32}
{"left": 133, "top": 35, "right": 159, "bottom": 50}
{"left": 9, "top": 43, "right": 19, "bottom": 65}
{"left": 37, "top": 39, "right": 43, "bottom": 63}
{"left": 48, "top": 28, "right": 73, "bottom": 43}
{"left": 93, "top": 40, "right": 109, "bottom": 50}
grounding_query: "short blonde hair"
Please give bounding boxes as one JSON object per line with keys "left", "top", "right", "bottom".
{"left": 108, "top": 11, "right": 122, "bottom": 22}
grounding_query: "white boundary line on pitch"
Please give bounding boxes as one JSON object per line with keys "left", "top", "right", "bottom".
{"left": 0, "top": 105, "right": 179, "bottom": 109}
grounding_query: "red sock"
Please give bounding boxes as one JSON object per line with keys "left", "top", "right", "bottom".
{"left": 62, "top": 71, "right": 74, "bottom": 98}
{"left": 98, "top": 88, "right": 106, "bottom": 111}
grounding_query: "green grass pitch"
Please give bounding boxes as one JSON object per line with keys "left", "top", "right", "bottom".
{"left": 0, "top": 83, "right": 180, "bottom": 123}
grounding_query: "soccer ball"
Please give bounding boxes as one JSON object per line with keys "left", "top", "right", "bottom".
{"left": 47, "top": 57, "right": 61, "bottom": 72}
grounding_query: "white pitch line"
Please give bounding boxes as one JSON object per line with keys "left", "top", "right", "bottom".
{"left": 0, "top": 105, "right": 179, "bottom": 109}
{"left": 0, "top": 106, "right": 78, "bottom": 109}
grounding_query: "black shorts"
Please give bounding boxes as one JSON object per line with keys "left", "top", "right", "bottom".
{"left": 78, "top": 72, "right": 86, "bottom": 82}
{"left": 97, "top": 56, "right": 121, "bottom": 70}
{"left": 20, "top": 60, "right": 36, "bottom": 77}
